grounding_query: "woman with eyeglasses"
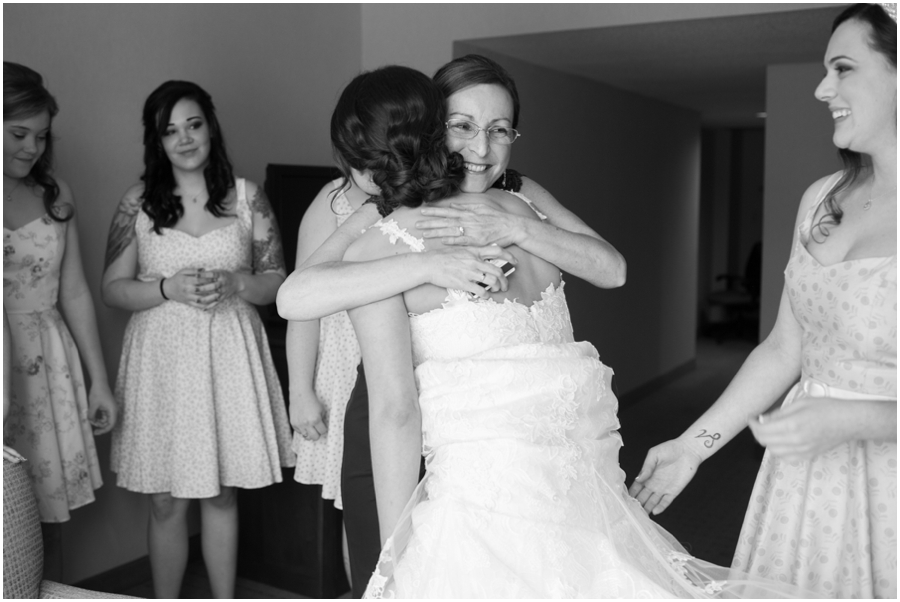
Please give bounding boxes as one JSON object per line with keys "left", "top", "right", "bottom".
{"left": 278, "top": 55, "right": 625, "bottom": 597}
{"left": 299, "top": 63, "right": 813, "bottom": 599}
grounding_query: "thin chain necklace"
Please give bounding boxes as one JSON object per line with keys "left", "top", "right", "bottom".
{"left": 5, "top": 179, "right": 22, "bottom": 202}
{"left": 863, "top": 183, "right": 896, "bottom": 211}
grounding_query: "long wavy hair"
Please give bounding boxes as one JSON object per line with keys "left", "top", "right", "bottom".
{"left": 140, "top": 80, "right": 235, "bottom": 234}
{"left": 813, "top": 3, "right": 896, "bottom": 240}
{"left": 3, "top": 61, "right": 70, "bottom": 222}
{"left": 330, "top": 65, "right": 464, "bottom": 215}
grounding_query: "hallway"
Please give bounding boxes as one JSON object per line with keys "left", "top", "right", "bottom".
{"left": 618, "top": 336, "right": 762, "bottom": 567}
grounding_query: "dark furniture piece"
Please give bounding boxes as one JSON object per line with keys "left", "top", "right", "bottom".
{"left": 237, "top": 164, "right": 348, "bottom": 598}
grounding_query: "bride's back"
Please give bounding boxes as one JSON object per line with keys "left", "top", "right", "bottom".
{"left": 346, "top": 189, "right": 561, "bottom": 316}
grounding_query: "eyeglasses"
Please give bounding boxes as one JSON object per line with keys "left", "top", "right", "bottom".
{"left": 445, "top": 119, "right": 521, "bottom": 145}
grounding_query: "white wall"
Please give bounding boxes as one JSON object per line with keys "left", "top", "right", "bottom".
{"left": 360, "top": 3, "right": 834, "bottom": 75}
{"left": 761, "top": 62, "right": 841, "bottom": 336}
{"left": 458, "top": 43, "right": 701, "bottom": 393}
{"left": 4, "top": 3, "right": 362, "bottom": 582}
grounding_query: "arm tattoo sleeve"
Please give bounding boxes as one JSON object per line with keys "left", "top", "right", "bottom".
{"left": 249, "top": 186, "right": 273, "bottom": 220}
{"left": 253, "top": 226, "right": 286, "bottom": 274}
{"left": 104, "top": 195, "right": 142, "bottom": 270}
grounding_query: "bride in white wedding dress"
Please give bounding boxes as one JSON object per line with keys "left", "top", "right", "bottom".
{"left": 321, "top": 65, "right": 808, "bottom": 599}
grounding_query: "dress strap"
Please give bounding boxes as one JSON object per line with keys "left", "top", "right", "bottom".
{"left": 506, "top": 191, "right": 548, "bottom": 221}
{"left": 233, "top": 178, "right": 253, "bottom": 225}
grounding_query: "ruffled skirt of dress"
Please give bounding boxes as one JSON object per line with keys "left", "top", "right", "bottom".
{"left": 365, "top": 342, "right": 808, "bottom": 598}
{"left": 4, "top": 308, "right": 102, "bottom": 522}
{"left": 291, "top": 310, "right": 360, "bottom": 509}
{"left": 733, "top": 376, "right": 897, "bottom": 598}
{"left": 111, "top": 297, "right": 295, "bottom": 498}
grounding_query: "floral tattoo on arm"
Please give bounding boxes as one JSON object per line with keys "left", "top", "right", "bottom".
{"left": 250, "top": 187, "right": 285, "bottom": 274}
{"left": 104, "top": 194, "right": 143, "bottom": 270}
{"left": 253, "top": 226, "right": 286, "bottom": 274}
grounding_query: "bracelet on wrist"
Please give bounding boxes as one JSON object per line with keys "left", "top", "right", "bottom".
{"left": 159, "top": 278, "right": 170, "bottom": 301}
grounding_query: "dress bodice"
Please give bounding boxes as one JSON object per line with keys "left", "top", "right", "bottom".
{"left": 366, "top": 199, "right": 570, "bottom": 367}
{"left": 409, "top": 282, "right": 574, "bottom": 365}
{"left": 134, "top": 179, "right": 254, "bottom": 280}
{"left": 787, "top": 172, "right": 897, "bottom": 396}
{"left": 3, "top": 214, "right": 67, "bottom": 313}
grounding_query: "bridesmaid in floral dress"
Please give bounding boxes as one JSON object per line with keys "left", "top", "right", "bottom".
{"left": 3, "top": 62, "right": 117, "bottom": 524}
{"left": 631, "top": 3, "right": 896, "bottom": 598}
{"left": 102, "top": 80, "right": 294, "bottom": 599}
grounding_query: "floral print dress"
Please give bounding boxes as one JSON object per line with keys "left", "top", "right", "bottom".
{"left": 3, "top": 213, "right": 103, "bottom": 522}
{"left": 291, "top": 189, "right": 360, "bottom": 509}
{"left": 110, "top": 179, "right": 295, "bottom": 497}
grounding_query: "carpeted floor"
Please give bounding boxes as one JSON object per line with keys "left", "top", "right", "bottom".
{"left": 618, "top": 335, "right": 762, "bottom": 567}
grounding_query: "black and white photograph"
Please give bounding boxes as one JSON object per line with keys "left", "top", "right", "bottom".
{"left": 3, "top": 2, "right": 896, "bottom": 599}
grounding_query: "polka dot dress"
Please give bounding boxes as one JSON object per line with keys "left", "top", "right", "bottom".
{"left": 291, "top": 191, "right": 361, "bottom": 509}
{"left": 732, "top": 171, "right": 897, "bottom": 598}
{"left": 111, "top": 179, "right": 296, "bottom": 497}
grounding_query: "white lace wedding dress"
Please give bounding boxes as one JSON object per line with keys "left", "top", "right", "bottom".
{"left": 363, "top": 217, "right": 805, "bottom": 599}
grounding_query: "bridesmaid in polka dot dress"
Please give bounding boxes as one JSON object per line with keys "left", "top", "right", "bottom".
{"left": 285, "top": 178, "right": 367, "bottom": 510}
{"left": 102, "top": 81, "right": 294, "bottom": 599}
{"left": 631, "top": 4, "right": 896, "bottom": 598}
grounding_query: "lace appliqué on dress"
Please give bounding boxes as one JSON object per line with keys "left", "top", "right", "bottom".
{"left": 372, "top": 219, "right": 425, "bottom": 252}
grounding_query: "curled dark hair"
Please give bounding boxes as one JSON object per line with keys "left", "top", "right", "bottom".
{"left": 433, "top": 54, "right": 521, "bottom": 129}
{"left": 140, "top": 80, "right": 235, "bottom": 234}
{"left": 330, "top": 65, "right": 464, "bottom": 215}
{"left": 3, "top": 61, "right": 69, "bottom": 222}
{"left": 813, "top": 3, "right": 896, "bottom": 240}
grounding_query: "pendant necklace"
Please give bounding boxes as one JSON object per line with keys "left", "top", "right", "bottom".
{"left": 5, "top": 179, "right": 22, "bottom": 202}
{"left": 863, "top": 185, "right": 896, "bottom": 211}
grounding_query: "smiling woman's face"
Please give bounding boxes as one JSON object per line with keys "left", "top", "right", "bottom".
{"left": 161, "top": 98, "right": 211, "bottom": 173}
{"left": 445, "top": 83, "right": 514, "bottom": 193}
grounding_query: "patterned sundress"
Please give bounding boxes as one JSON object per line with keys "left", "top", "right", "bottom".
{"left": 291, "top": 189, "right": 361, "bottom": 509}
{"left": 4, "top": 212, "right": 103, "bottom": 522}
{"left": 733, "top": 171, "right": 897, "bottom": 598}
{"left": 111, "top": 179, "right": 295, "bottom": 497}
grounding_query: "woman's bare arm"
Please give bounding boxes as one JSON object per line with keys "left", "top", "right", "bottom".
{"left": 417, "top": 177, "right": 626, "bottom": 288}
{"left": 276, "top": 201, "right": 517, "bottom": 321}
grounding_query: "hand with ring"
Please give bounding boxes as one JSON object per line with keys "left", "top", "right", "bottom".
{"left": 418, "top": 200, "right": 527, "bottom": 248}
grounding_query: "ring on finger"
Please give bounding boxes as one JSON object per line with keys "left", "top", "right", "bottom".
{"left": 458, "top": 226, "right": 465, "bottom": 236}
{"left": 479, "top": 272, "right": 486, "bottom": 283}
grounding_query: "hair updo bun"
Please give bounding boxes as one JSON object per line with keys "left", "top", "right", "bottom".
{"left": 331, "top": 65, "right": 464, "bottom": 215}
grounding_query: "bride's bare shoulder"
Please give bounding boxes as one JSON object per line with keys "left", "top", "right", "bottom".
{"left": 343, "top": 207, "right": 423, "bottom": 263}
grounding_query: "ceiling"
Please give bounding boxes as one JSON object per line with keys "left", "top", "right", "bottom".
{"left": 462, "top": 6, "right": 845, "bottom": 128}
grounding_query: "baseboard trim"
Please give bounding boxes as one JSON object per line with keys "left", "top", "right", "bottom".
{"left": 618, "top": 358, "right": 697, "bottom": 406}
{"left": 73, "top": 535, "right": 201, "bottom": 593}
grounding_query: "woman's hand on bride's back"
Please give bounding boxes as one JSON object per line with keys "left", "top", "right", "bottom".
{"left": 418, "top": 201, "right": 526, "bottom": 248}
{"left": 423, "top": 246, "right": 517, "bottom": 298}
{"left": 628, "top": 438, "right": 703, "bottom": 516}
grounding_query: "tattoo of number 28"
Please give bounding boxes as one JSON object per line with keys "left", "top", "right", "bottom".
{"left": 695, "top": 429, "right": 721, "bottom": 448}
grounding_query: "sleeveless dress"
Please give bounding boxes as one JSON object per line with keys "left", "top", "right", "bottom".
{"left": 362, "top": 196, "right": 805, "bottom": 598}
{"left": 110, "top": 179, "right": 295, "bottom": 497}
{"left": 732, "top": 172, "right": 897, "bottom": 598}
{"left": 292, "top": 189, "right": 361, "bottom": 509}
{"left": 3, "top": 212, "right": 103, "bottom": 522}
